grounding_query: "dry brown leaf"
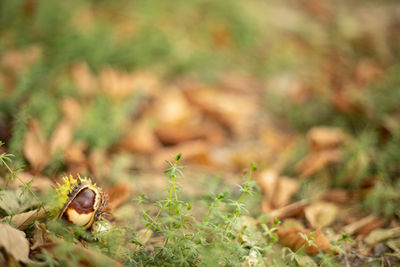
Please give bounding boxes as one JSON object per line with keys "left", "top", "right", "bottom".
{"left": 257, "top": 170, "right": 298, "bottom": 209}
{"left": 277, "top": 227, "right": 333, "bottom": 255}
{"left": 267, "top": 200, "right": 308, "bottom": 220}
{"left": 152, "top": 140, "right": 211, "bottom": 168}
{"left": 71, "top": 62, "right": 98, "bottom": 96}
{"left": 155, "top": 122, "right": 225, "bottom": 146}
{"left": 119, "top": 120, "right": 160, "bottom": 154}
{"left": 274, "top": 177, "right": 299, "bottom": 208}
{"left": 49, "top": 119, "right": 74, "bottom": 155}
{"left": 184, "top": 88, "right": 258, "bottom": 138}
{"left": 296, "top": 149, "right": 343, "bottom": 178}
{"left": 5, "top": 172, "right": 54, "bottom": 192}
{"left": 1, "top": 46, "right": 41, "bottom": 74}
{"left": 1, "top": 209, "right": 47, "bottom": 230}
{"left": 99, "top": 67, "right": 145, "bottom": 99}
{"left": 0, "top": 223, "right": 30, "bottom": 263}
{"left": 45, "top": 239, "right": 122, "bottom": 267}
{"left": 64, "top": 141, "right": 88, "bottom": 175}
{"left": 153, "top": 89, "right": 200, "bottom": 125}
{"left": 322, "top": 189, "right": 349, "bottom": 203}
{"left": 88, "top": 149, "right": 111, "bottom": 179}
{"left": 305, "top": 202, "right": 338, "bottom": 228}
{"left": 60, "top": 98, "right": 83, "bottom": 126}
{"left": 31, "top": 222, "right": 55, "bottom": 251}
{"left": 342, "top": 215, "right": 382, "bottom": 236}
{"left": 365, "top": 228, "right": 400, "bottom": 246}
{"left": 307, "top": 127, "right": 346, "bottom": 152}
{"left": 257, "top": 170, "right": 277, "bottom": 198}
{"left": 24, "top": 119, "right": 50, "bottom": 173}
{"left": 105, "top": 182, "right": 134, "bottom": 212}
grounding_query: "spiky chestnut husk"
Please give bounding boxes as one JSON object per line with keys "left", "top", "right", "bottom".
{"left": 55, "top": 175, "right": 107, "bottom": 230}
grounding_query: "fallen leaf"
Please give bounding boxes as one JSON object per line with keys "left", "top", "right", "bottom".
{"left": 99, "top": 67, "right": 141, "bottom": 99}
{"left": 47, "top": 239, "right": 123, "bottom": 267}
{"left": 365, "top": 227, "right": 400, "bottom": 246}
{"left": 24, "top": 119, "right": 50, "bottom": 173}
{"left": 153, "top": 89, "right": 200, "bottom": 125}
{"left": 267, "top": 200, "right": 308, "bottom": 220}
{"left": 71, "top": 62, "right": 98, "bottom": 96}
{"left": 0, "top": 223, "right": 30, "bottom": 263}
{"left": 136, "top": 228, "right": 153, "bottom": 245}
{"left": 277, "top": 227, "right": 333, "bottom": 255}
{"left": 305, "top": 202, "right": 338, "bottom": 228}
{"left": 257, "top": 170, "right": 298, "bottom": 209}
{"left": 0, "top": 46, "right": 41, "bottom": 75}
{"left": 307, "top": 127, "right": 346, "bottom": 152}
{"left": 31, "top": 222, "right": 55, "bottom": 251}
{"left": 60, "top": 98, "right": 83, "bottom": 126}
{"left": 49, "top": 119, "right": 74, "bottom": 155}
{"left": 151, "top": 140, "right": 211, "bottom": 168}
{"left": 3, "top": 172, "right": 54, "bottom": 192}
{"left": 322, "top": 189, "right": 349, "bottom": 203}
{"left": 1, "top": 209, "right": 46, "bottom": 230}
{"left": 274, "top": 177, "right": 299, "bottom": 208}
{"left": 155, "top": 121, "right": 226, "bottom": 146}
{"left": 105, "top": 182, "right": 134, "bottom": 212}
{"left": 88, "top": 149, "right": 111, "bottom": 179}
{"left": 296, "top": 149, "right": 343, "bottom": 178}
{"left": 0, "top": 189, "right": 35, "bottom": 214}
{"left": 342, "top": 215, "right": 382, "bottom": 236}
{"left": 64, "top": 141, "right": 88, "bottom": 175}
{"left": 119, "top": 120, "right": 160, "bottom": 154}
{"left": 184, "top": 88, "right": 258, "bottom": 138}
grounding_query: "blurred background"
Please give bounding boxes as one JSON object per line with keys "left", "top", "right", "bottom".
{"left": 0, "top": 0, "right": 400, "bottom": 260}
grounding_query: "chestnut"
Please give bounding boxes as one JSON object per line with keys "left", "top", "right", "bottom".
{"left": 57, "top": 175, "right": 106, "bottom": 230}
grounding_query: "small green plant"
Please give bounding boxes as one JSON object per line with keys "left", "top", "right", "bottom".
{"left": 0, "top": 141, "right": 43, "bottom": 211}
{"left": 132, "top": 154, "right": 259, "bottom": 266}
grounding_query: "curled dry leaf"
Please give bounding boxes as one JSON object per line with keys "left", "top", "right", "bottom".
{"left": 0, "top": 223, "right": 30, "bottom": 263}
{"left": 31, "top": 222, "right": 54, "bottom": 251}
{"left": 119, "top": 120, "right": 160, "bottom": 154}
{"left": 296, "top": 149, "right": 343, "bottom": 178}
{"left": 24, "top": 119, "right": 50, "bottom": 173}
{"left": 1, "top": 209, "right": 47, "bottom": 230}
{"left": 257, "top": 170, "right": 298, "bottom": 209}
{"left": 304, "top": 201, "right": 338, "bottom": 228}
{"left": 105, "top": 182, "right": 134, "bottom": 212}
{"left": 277, "top": 227, "right": 333, "bottom": 255}
{"left": 342, "top": 215, "right": 382, "bottom": 236}
{"left": 267, "top": 200, "right": 308, "bottom": 220}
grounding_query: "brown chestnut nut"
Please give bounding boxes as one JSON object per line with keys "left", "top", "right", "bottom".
{"left": 57, "top": 175, "right": 106, "bottom": 230}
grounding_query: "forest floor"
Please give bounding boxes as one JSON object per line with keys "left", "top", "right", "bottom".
{"left": 1, "top": 0, "right": 400, "bottom": 266}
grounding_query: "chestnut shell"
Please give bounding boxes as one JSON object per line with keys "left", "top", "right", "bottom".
{"left": 57, "top": 180, "right": 106, "bottom": 229}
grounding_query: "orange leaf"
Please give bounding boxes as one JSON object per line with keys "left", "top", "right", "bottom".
{"left": 105, "top": 182, "right": 134, "bottom": 212}
{"left": 278, "top": 227, "right": 333, "bottom": 255}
